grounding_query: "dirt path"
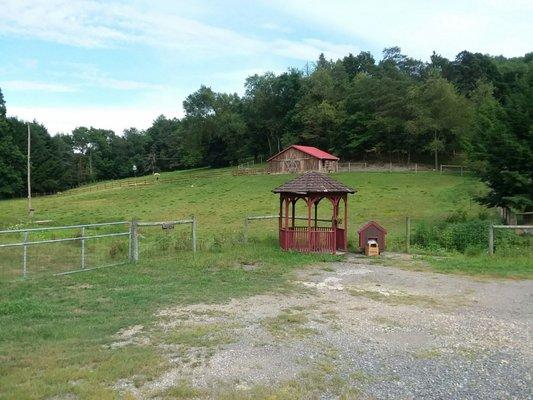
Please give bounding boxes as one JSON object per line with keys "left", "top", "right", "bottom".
{"left": 117, "top": 255, "right": 532, "bottom": 399}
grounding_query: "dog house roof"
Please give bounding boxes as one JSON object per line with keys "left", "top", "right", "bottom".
{"left": 357, "top": 220, "right": 387, "bottom": 234}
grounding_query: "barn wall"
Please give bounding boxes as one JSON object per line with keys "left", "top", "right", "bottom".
{"left": 267, "top": 148, "right": 337, "bottom": 174}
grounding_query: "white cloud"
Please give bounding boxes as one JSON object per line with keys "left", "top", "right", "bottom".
{"left": 0, "top": 0, "right": 356, "bottom": 62}
{"left": 273, "top": 39, "right": 357, "bottom": 61}
{"left": 2, "top": 80, "right": 76, "bottom": 92}
{"left": 268, "top": 0, "right": 533, "bottom": 59}
{"left": 8, "top": 105, "right": 184, "bottom": 135}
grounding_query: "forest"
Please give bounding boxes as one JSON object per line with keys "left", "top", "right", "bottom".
{"left": 0, "top": 47, "right": 531, "bottom": 211}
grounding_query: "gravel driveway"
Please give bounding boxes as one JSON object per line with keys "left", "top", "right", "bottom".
{"left": 116, "top": 255, "right": 532, "bottom": 399}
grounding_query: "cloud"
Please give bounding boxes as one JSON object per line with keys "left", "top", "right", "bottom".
{"left": 8, "top": 105, "right": 184, "bottom": 135}
{"left": 1, "top": 80, "right": 76, "bottom": 92}
{"left": 0, "top": 0, "right": 356, "bottom": 62}
{"left": 273, "top": 39, "right": 358, "bottom": 61}
{"left": 268, "top": 0, "right": 533, "bottom": 59}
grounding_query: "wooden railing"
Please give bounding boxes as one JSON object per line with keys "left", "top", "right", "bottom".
{"left": 280, "top": 226, "right": 335, "bottom": 253}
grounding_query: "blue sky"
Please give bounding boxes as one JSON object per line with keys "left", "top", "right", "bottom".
{"left": 0, "top": 0, "right": 531, "bottom": 135}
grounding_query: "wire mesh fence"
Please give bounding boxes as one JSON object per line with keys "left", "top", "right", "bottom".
{"left": 0, "top": 222, "right": 131, "bottom": 279}
{"left": 0, "top": 218, "right": 196, "bottom": 280}
{"left": 137, "top": 218, "right": 196, "bottom": 261}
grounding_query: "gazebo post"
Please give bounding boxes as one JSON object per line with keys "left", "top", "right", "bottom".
{"left": 284, "top": 196, "right": 290, "bottom": 230}
{"left": 279, "top": 196, "right": 283, "bottom": 230}
{"left": 314, "top": 201, "right": 318, "bottom": 229}
{"left": 332, "top": 196, "right": 339, "bottom": 252}
{"left": 291, "top": 198, "right": 296, "bottom": 229}
{"left": 344, "top": 195, "right": 348, "bottom": 250}
{"left": 307, "top": 197, "right": 312, "bottom": 252}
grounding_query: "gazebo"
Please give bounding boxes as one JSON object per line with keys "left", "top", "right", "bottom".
{"left": 273, "top": 172, "right": 355, "bottom": 253}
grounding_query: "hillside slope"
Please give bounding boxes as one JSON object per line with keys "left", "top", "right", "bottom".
{"left": 0, "top": 169, "right": 488, "bottom": 247}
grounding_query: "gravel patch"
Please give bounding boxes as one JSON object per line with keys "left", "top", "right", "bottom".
{"left": 118, "top": 255, "right": 533, "bottom": 399}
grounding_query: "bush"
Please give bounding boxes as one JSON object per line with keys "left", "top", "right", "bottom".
{"left": 413, "top": 216, "right": 491, "bottom": 253}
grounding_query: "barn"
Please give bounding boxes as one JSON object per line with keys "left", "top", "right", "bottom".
{"left": 267, "top": 145, "right": 339, "bottom": 174}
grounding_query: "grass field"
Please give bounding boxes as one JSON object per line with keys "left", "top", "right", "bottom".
{"left": 0, "top": 168, "right": 488, "bottom": 243}
{"left": 0, "top": 168, "right": 531, "bottom": 399}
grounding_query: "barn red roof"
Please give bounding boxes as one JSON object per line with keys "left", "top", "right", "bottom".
{"left": 267, "top": 145, "right": 339, "bottom": 162}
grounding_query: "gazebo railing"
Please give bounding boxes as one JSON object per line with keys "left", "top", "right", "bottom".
{"left": 280, "top": 226, "right": 335, "bottom": 253}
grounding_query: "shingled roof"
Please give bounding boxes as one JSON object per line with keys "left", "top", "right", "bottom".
{"left": 272, "top": 171, "right": 355, "bottom": 195}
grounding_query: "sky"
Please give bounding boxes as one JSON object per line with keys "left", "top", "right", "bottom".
{"left": 0, "top": 0, "right": 531, "bottom": 135}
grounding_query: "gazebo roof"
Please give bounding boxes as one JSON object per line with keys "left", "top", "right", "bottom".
{"left": 272, "top": 172, "right": 355, "bottom": 195}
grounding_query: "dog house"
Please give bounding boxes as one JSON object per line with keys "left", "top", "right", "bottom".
{"left": 273, "top": 172, "right": 355, "bottom": 253}
{"left": 358, "top": 221, "right": 387, "bottom": 253}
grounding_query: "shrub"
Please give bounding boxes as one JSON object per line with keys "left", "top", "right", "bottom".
{"left": 413, "top": 216, "right": 491, "bottom": 253}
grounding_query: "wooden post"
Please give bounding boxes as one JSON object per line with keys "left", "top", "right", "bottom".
{"left": 440, "top": 164, "right": 443, "bottom": 173}
{"left": 291, "top": 199, "right": 296, "bottom": 229}
{"left": 348, "top": 162, "right": 351, "bottom": 172}
{"left": 130, "top": 219, "right": 139, "bottom": 263}
{"left": 344, "top": 195, "right": 348, "bottom": 251}
{"left": 488, "top": 224, "right": 494, "bottom": 256}
{"left": 332, "top": 197, "right": 338, "bottom": 253}
{"left": 27, "top": 124, "right": 34, "bottom": 218}
{"left": 405, "top": 216, "right": 411, "bottom": 254}
{"left": 415, "top": 163, "right": 418, "bottom": 174}
{"left": 307, "top": 197, "right": 312, "bottom": 252}
{"left": 191, "top": 215, "right": 197, "bottom": 253}
{"left": 284, "top": 197, "right": 289, "bottom": 230}
{"left": 314, "top": 202, "right": 318, "bottom": 229}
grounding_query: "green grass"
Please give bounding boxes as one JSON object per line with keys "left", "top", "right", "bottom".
{"left": 422, "top": 253, "right": 533, "bottom": 279}
{"left": 0, "top": 245, "right": 339, "bottom": 399}
{"left": 0, "top": 168, "right": 489, "bottom": 246}
{"left": 0, "top": 168, "right": 530, "bottom": 398}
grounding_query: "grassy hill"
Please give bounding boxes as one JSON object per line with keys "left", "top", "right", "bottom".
{"left": 0, "top": 168, "right": 488, "bottom": 245}
{"left": 1, "top": 169, "right": 531, "bottom": 399}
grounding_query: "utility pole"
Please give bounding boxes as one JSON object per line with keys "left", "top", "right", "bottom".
{"left": 27, "top": 124, "right": 34, "bottom": 218}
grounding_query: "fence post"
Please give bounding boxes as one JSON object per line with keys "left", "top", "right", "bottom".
{"left": 440, "top": 164, "right": 443, "bottom": 173}
{"left": 130, "top": 219, "right": 139, "bottom": 263}
{"left": 22, "top": 231, "right": 28, "bottom": 278}
{"left": 415, "top": 163, "right": 418, "bottom": 174}
{"left": 80, "top": 226, "right": 85, "bottom": 269}
{"left": 348, "top": 162, "right": 351, "bottom": 172}
{"left": 405, "top": 216, "right": 411, "bottom": 254}
{"left": 488, "top": 224, "right": 494, "bottom": 256}
{"left": 244, "top": 217, "right": 249, "bottom": 243}
{"left": 191, "top": 215, "right": 197, "bottom": 253}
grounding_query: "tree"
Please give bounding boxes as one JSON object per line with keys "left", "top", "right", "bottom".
{"left": 0, "top": 90, "right": 25, "bottom": 197}
{"left": 407, "top": 75, "right": 471, "bottom": 169}
{"left": 0, "top": 88, "right": 6, "bottom": 119}
{"left": 467, "top": 77, "right": 532, "bottom": 210}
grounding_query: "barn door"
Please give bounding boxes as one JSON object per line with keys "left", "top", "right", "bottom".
{"left": 284, "top": 159, "right": 300, "bottom": 173}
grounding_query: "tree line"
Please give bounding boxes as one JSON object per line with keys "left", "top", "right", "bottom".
{"left": 0, "top": 47, "right": 531, "bottom": 211}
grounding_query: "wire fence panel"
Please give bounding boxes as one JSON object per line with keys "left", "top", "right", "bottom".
{"left": 0, "top": 222, "right": 131, "bottom": 279}
{"left": 136, "top": 218, "right": 196, "bottom": 261}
